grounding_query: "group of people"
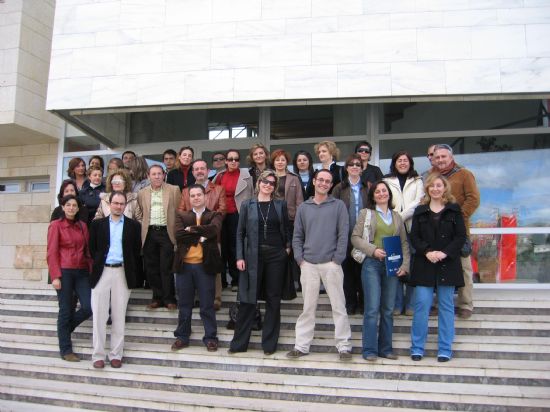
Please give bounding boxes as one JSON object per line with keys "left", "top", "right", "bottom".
{"left": 46, "top": 140, "right": 479, "bottom": 368}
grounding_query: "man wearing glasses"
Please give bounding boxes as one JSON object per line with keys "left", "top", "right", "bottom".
{"left": 421, "top": 145, "right": 437, "bottom": 180}
{"left": 355, "top": 141, "right": 383, "bottom": 188}
{"left": 287, "top": 169, "right": 353, "bottom": 361}
{"left": 208, "top": 152, "right": 226, "bottom": 180}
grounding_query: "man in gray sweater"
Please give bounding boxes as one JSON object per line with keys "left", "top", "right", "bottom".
{"left": 287, "top": 169, "right": 353, "bottom": 361}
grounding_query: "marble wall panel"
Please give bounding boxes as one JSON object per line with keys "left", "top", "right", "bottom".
{"left": 338, "top": 14, "right": 390, "bottom": 31}
{"left": 136, "top": 73, "right": 186, "bottom": 106}
{"left": 417, "top": 27, "right": 471, "bottom": 61}
{"left": 471, "top": 0, "right": 523, "bottom": 9}
{"left": 211, "top": 38, "right": 261, "bottom": 69}
{"left": 119, "top": 0, "right": 165, "bottom": 30}
{"left": 183, "top": 69, "right": 234, "bottom": 103}
{"left": 471, "top": 25, "right": 526, "bottom": 59}
{"left": 286, "top": 17, "right": 337, "bottom": 34}
{"left": 501, "top": 58, "right": 550, "bottom": 93}
{"left": 445, "top": 60, "right": 501, "bottom": 94}
{"left": 526, "top": 24, "right": 550, "bottom": 57}
{"left": 116, "top": 43, "right": 163, "bottom": 75}
{"left": 260, "top": 35, "right": 311, "bottom": 67}
{"left": 46, "top": 78, "right": 92, "bottom": 110}
{"left": 443, "top": 10, "right": 498, "bottom": 27}
{"left": 390, "top": 12, "right": 443, "bottom": 29}
{"left": 312, "top": 31, "right": 364, "bottom": 64}
{"left": 312, "top": 0, "right": 363, "bottom": 17}
{"left": 211, "top": 0, "right": 261, "bottom": 23}
{"left": 188, "top": 22, "right": 236, "bottom": 39}
{"left": 261, "top": 0, "right": 311, "bottom": 19}
{"left": 165, "top": 0, "right": 212, "bottom": 25}
{"left": 51, "top": 33, "right": 95, "bottom": 50}
{"left": 95, "top": 30, "right": 142, "bottom": 47}
{"left": 498, "top": 7, "right": 550, "bottom": 24}
{"left": 72, "top": 46, "right": 118, "bottom": 77}
{"left": 236, "top": 19, "right": 286, "bottom": 37}
{"left": 91, "top": 76, "right": 137, "bottom": 107}
{"left": 363, "top": 29, "right": 417, "bottom": 62}
{"left": 337, "top": 63, "right": 391, "bottom": 97}
{"left": 162, "top": 39, "right": 212, "bottom": 72}
{"left": 284, "top": 65, "right": 337, "bottom": 99}
{"left": 234, "top": 67, "right": 284, "bottom": 101}
{"left": 362, "top": 0, "right": 416, "bottom": 14}
{"left": 391, "top": 61, "right": 446, "bottom": 95}
{"left": 54, "top": 2, "right": 120, "bottom": 34}
{"left": 415, "top": 0, "right": 470, "bottom": 12}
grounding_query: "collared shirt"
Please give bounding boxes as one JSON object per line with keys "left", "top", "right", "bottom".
{"left": 106, "top": 215, "right": 124, "bottom": 264}
{"left": 150, "top": 187, "right": 167, "bottom": 226}
{"left": 349, "top": 177, "right": 361, "bottom": 220}
{"left": 376, "top": 205, "right": 393, "bottom": 226}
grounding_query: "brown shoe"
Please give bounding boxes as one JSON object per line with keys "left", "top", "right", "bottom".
{"left": 146, "top": 301, "right": 161, "bottom": 309}
{"left": 165, "top": 303, "right": 177, "bottom": 311}
{"left": 93, "top": 360, "right": 105, "bottom": 369}
{"left": 110, "top": 359, "right": 122, "bottom": 368}
{"left": 171, "top": 339, "right": 189, "bottom": 352}
{"left": 339, "top": 351, "right": 352, "bottom": 361}
{"left": 286, "top": 349, "right": 308, "bottom": 359}
{"left": 458, "top": 308, "right": 473, "bottom": 319}
{"left": 62, "top": 353, "right": 80, "bottom": 362}
{"left": 206, "top": 341, "right": 218, "bottom": 352}
{"left": 213, "top": 299, "right": 222, "bottom": 311}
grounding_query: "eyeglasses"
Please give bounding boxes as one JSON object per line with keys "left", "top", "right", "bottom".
{"left": 212, "top": 157, "right": 225, "bottom": 161}
{"left": 111, "top": 201, "right": 126, "bottom": 206}
{"left": 356, "top": 148, "right": 371, "bottom": 154}
{"left": 111, "top": 179, "right": 124, "bottom": 184}
{"left": 260, "top": 179, "right": 276, "bottom": 187}
{"left": 427, "top": 153, "right": 434, "bottom": 158}
{"left": 226, "top": 157, "right": 240, "bottom": 162}
{"left": 316, "top": 177, "right": 333, "bottom": 185}
{"left": 347, "top": 162, "right": 362, "bottom": 167}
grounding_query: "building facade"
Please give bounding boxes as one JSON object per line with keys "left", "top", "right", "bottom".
{"left": 1, "top": 1, "right": 550, "bottom": 285}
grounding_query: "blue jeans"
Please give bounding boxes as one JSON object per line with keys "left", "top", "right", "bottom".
{"left": 56, "top": 268, "right": 92, "bottom": 356}
{"left": 394, "top": 283, "right": 414, "bottom": 313}
{"left": 410, "top": 285, "right": 455, "bottom": 359}
{"left": 361, "top": 258, "right": 398, "bottom": 357}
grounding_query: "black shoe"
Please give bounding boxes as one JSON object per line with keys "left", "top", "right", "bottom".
{"left": 411, "top": 355, "right": 422, "bottom": 361}
{"left": 346, "top": 306, "right": 356, "bottom": 315}
{"left": 437, "top": 356, "right": 451, "bottom": 362}
{"left": 226, "top": 319, "right": 235, "bottom": 330}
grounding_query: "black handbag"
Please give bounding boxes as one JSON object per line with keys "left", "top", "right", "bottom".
{"left": 461, "top": 237, "right": 472, "bottom": 258}
{"left": 227, "top": 303, "right": 262, "bottom": 331}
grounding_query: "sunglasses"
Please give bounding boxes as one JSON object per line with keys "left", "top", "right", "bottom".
{"left": 226, "top": 157, "right": 240, "bottom": 162}
{"left": 260, "top": 179, "right": 276, "bottom": 187}
{"left": 347, "top": 162, "right": 362, "bottom": 167}
{"left": 427, "top": 153, "right": 434, "bottom": 158}
{"left": 357, "top": 148, "right": 371, "bottom": 154}
{"left": 111, "top": 179, "right": 124, "bottom": 184}
{"left": 212, "top": 157, "right": 225, "bottom": 161}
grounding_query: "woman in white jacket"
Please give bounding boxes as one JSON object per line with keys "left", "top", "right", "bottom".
{"left": 384, "top": 151, "right": 424, "bottom": 316}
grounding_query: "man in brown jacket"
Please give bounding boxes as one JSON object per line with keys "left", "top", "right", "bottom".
{"left": 179, "top": 159, "right": 226, "bottom": 310}
{"left": 136, "top": 165, "right": 181, "bottom": 310}
{"left": 434, "top": 144, "right": 480, "bottom": 319}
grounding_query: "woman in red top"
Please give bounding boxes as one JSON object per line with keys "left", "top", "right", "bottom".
{"left": 47, "top": 194, "right": 92, "bottom": 362}
{"left": 214, "top": 149, "right": 254, "bottom": 291}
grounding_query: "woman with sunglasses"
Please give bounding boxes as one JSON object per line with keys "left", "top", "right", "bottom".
{"left": 354, "top": 141, "right": 383, "bottom": 188}
{"left": 213, "top": 149, "right": 254, "bottom": 291}
{"left": 332, "top": 154, "right": 370, "bottom": 315}
{"left": 229, "top": 170, "right": 291, "bottom": 355}
{"left": 94, "top": 169, "right": 140, "bottom": 220}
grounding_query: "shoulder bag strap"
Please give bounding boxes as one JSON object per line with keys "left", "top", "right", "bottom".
{"left": 362, "top": 209, "right": 371, "bottom": 243}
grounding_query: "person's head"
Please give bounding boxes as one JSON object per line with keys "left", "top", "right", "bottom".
{"left": 292, "top": 150, "right": 314, "bottom": 174}
{"left": 127, "top": 156, "right": 149, "bottom": 182}
{"left": 88, "top": 155, "right": 104, "bottom": 171}
{"left": 122, "top": 151, "right": 136, "bottom": 168}
{"left": 87, "top": 165, "right": 104, "bottom": 186}
{"left": 426, "top": 144, "right": 437, "bottom": 167}
{"left": 162, "top": 149, "right": 177, "bottom": 171}
{"left": 389, "top": 150, "right": 418, "bottom": 178}
{"left": 109, "top": 191, "right": 127, "bottom": 217}
{"left": 106, "top": 168, "right": 132, "bottom": 193}
{"left": 211, "top": 152, "right": 226, "bottom": 171}
{"left": 422, "top": 173, "right": 455, "bottom": 205}
{"left": 315, "top": 140, "right": 339, "bottom": 163}
{"left": 148, "top": 164, "right": 165, "bottom": 189}
{"left": 354, "top": 141, "right": 372, "bottom": 165}
{"left": 57, "top": 179, "right": 78, "bottom": 204}
{"left": 433, "top": 144, "right": 454, "bottom": 172}
{"left": 225, "top": 149, "right": 241, "bottom": 172}
{"left": 67, "top": 157, "right": 86, "bottom": 179}
{"left": 270, "top": 149, "right": 290, "bottom": 174}
{"left": 247, "top": 144, "right": 269, "bottom": 168}
{"left": 191, "top": 159, "right": 209, "bottom": 183}
{"left": 60, "top": 194, "right": 81, "bottom": 221}
{"left": 367, "top": 180, "right": 393, "bottom": 210}
{"left": 255, "top": 169, "right": 278, "bottom": 198}
{"left": 177, "top": 146, "right": 194, "bottom": 168}
{"left": 312, "top": 169, "right": 333, "bottom": 196}
{"left": 107, "top": 157, "right": 124, "bottom": 174}
{"left": 188, "top": 184, "right": 206, "bottom": 209}
{"left": 344, "top": 154, "right": 363, "bottom": 179}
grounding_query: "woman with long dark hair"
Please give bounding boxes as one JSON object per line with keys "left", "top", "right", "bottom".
{"left": 229, "top": 170, "right": 292, "bottom": 355}
{"left": 351, "top": 180, "right": 410, "bottom": 362}
{"left": 51, "top": 179, "right": 89, "bottom": 223}
{"left": 384, "top": 150, "right": 424, "bottom": 316}
{"left": 67, "top": 157, "right": 88, "bottom": 191}
{"left": 47, "top": 194, "right": 92, "bottom": 362}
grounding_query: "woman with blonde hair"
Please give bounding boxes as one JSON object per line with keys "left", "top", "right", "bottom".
{"left": 314, "top": 140, "right": 344, "bottom": 193}
{"left": 247, "top": 143, "right": 270, "bottom": 187}
{"left": 127, "top": 156, "right": 150, "bottom": 192}
{"left": 94, "top": 169, "right": 139, "bottom": 220}
{"left": 409, "top": 173, "right": 466, "bottom": 362}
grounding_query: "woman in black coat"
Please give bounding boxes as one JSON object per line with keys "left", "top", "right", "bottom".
{"left": 229, "top": 170, "right": 292, "bottom": 355}
{"left": 409, "top": 173, "right": 466, "bottom": 363}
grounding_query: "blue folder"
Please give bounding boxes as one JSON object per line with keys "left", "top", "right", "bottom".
{"left": 382, "top": 235, "right": 403, "bottom": 277}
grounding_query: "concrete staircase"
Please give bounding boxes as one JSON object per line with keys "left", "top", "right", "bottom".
{"left": 1, "top": 284, "right": 549, "bottom": 411}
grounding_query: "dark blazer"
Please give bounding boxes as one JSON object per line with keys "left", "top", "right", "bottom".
{"left": 325, "top": 163, "right": 345, "bottom": 194}
{"left": 89, "top": 216, "right": 143, "bottom": 289}
{"left": 236, "top": 198, "right": 291, "bottom": 304}
{"left": 174, "top": 209, "right": 223, "bottom": 275}
{"left": 409, "top": 202, "right": 467, "bottom": 287}
{"left": 166, "top": 167, "right": 196, "bottom": 191}
{"left": 360, "top": 163, "right": 383, "bottom": 188}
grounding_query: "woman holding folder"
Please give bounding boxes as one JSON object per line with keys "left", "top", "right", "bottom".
{"left": 351, "top": 180, "right": 410, "bottom": 362}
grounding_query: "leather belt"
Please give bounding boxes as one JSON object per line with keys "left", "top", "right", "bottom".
{"left": 104, "top": 263, "right": 123, "bottom": 268}
{"left": 149, "top": 225, "right": 167, "bottom": 231}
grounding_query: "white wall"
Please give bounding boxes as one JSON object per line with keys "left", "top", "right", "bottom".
{"left": 47, "top": 0, "right": 550, "bottom": 111}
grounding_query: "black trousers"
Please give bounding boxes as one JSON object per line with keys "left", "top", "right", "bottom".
{"left": 230, "top": 245, "right": 287, "bottom": 353}
{"left": 342, "top": 254, "right": 364, "bottom": 311}
{"left": 143, "top": 227, "right": 176, "bottom": 305}
{"left": 221, "top": 212, "right": 239, "bottom": 286}
{"left": 174, "top": 263, "right": 217, "bottom": 344}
